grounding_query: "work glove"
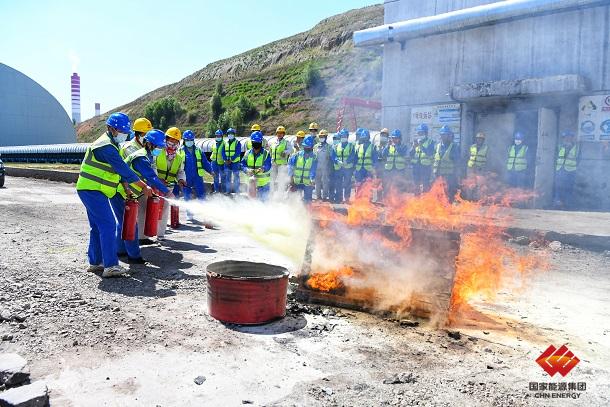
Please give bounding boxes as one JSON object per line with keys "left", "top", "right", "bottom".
{"left": 178, "top": 179, "right": 186, "bottom": 187}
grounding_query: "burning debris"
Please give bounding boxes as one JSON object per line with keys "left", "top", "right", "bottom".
{"left": 298, "top": 179, "right": 546, "bottom": 325}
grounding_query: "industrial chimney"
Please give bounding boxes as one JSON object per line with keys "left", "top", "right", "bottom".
{"left": 95, "top": 103, "right": 100, "bottom": 117}
{"left": 71, "top": 73, "right": 81, "bottom": 124}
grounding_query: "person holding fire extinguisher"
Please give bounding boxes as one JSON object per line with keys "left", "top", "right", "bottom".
{"left": 114, "top": 129, "right": 173, "bottom": 262}
{"left": 76, "top": 113, "right": 153, "bottom": 278}
{"left": 241, "top": 131, "right": 272, "bottom": 201}
{"left": 155, "top": 127, "right": 186, "bottom": 239}
{"left": 181, "top": 130, "right": 213, "bottom": 221}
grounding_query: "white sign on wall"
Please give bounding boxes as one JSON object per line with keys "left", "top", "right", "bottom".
{"left": 578, "top": 94, "right": 610, "bottom": 142}
{"left": 410, "top": 103, "right": 462, "bottom": 143}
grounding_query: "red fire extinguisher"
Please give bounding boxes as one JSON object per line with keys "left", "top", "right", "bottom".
{"left": 170, "top": 205, "right": 180, "bottom": 229}
{"left": 158, "top": 195, "right": 165, "bottom": 220}
{"left": 248, "top": 173, "right": 257, "bottom": 199}
{"left": 121, "top": 198, "right": 139, "bottom": 241}
{"left": 144, "top": 195, "right": 161, "bottom": 237}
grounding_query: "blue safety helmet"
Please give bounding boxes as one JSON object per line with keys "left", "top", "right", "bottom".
{"left": 182, "top": 130, "right": 195, "bottom": 141}
{"left": 355, "top": 128, "right": 363, "bottom": 137}
{"left": 439, "top": 125, "right": 453, "bottom": 136}
{"left": 250, "top": 131, "right": 264, "bottom": 143}
{"left": 416, "top": 123, "right": 429, "bottom": 134}
{"left": 340, "top": 128, "right": 349, "bottom": 137}
{"left": 227, "top": 128, "right": 236, "bottom": 135}
{"left": 390, "top": 129, "right": 402, "bottom": 138}
{"left": 561, "top": 130, "right": 575, "bottom": 138}
{"left": 333, "top": 132, "right": 341, "bottom": 140}
{"left": 143, "top": 129, "right": 167, "bottom": 148}
{"left": 302, "top": 135, "right": 315, "bottom": 148}
{"left": 514, "top": 132, "right": 525, "bottom": 141}
{"left": 106, "top": 112, "right": 131, "bottom": 133}
{"left": 359, "top": 128, "right": 370, "bottom": 140}
{"left": 215, "top": 129, "right": 224, "bottom": 137}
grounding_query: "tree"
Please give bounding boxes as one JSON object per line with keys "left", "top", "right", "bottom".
{"left": 229, "top": 107, "right": 245, "bottom": 135}
{"left": 215, "top": 82, "right": 224, "bottom": 96}
{"left": 205, "top": 119, "right": 218, "bottom": 138}
{"left": 217, "top": 111, "right": 231, "bottom": 132}
{"left": 235, "top": 95, "right": 257, "bottom": 121}
{"left": 210, "top": 93, "right": 223, "bottom": 120}
{"left": 144, "top": 97, "right": 184, "bottom": 130}
{"left": 302, "top": 63, "right": 321, "bottom": 88}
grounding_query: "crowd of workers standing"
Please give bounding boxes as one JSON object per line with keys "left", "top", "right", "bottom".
{"left": 75, "top": 112, "right": 580, "bottom": 277}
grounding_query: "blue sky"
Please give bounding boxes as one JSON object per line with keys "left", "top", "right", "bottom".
{"left": 0, "top": 0, "right": 378, "bottom": 121}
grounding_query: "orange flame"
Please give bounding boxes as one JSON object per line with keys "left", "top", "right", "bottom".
{"left": 307, "top": 266, "right": 355, "bottom": 292}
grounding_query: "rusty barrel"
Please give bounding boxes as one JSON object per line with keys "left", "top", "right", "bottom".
{"left": 206, "top": 261, "right": 289, "bottom": 325}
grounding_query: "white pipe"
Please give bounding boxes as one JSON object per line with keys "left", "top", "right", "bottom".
{"left": 354, "top": 0, "right": 610, "bottom": 47}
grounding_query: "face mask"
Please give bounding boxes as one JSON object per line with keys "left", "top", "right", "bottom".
{"left": 114, "top": 132, "right": 128, "bottom": 144}
{"left": 304, "top": 148, "right": 313, "bottom": 153}
{"left": 216, "top": 138, "right": 222, "bottom": 143}
{"left": 320, "top": 137, "right": 327, "bottom": 144}
{"left": 252, "top": 142, "right": 262, "bottom": 149}
{"left": 514, "top": 140, "right": 522, "bottom": 145}
{"left": 152, "top": 148, "right": 162, "bottom": 157}
{"left": 341, "top": 137, "right": 348, "bottom": 143}
{"left": 228, "top": 134, "right": 235, "bottom": 140}
{"left": 185, "top": 140, "right": 194, "bottom": 147}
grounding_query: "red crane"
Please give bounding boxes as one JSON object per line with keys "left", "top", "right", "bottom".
{"left": 336, "top": 97, "right": 382, "bottom": 132}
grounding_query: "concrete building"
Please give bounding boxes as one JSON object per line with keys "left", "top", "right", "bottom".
{"left": 355, "top": 0, "right": 610, "bottom": 210}
{"left": 0, "top": 63, "right": 76, "bottom": 147}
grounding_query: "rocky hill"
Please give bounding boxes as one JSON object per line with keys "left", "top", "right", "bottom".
{"left": 77, "top": 4, "right": 383, "bottom": 141}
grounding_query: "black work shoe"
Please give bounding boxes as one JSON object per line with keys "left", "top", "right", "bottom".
{"left": 117, "top": 252, "right": 128, "bottom": 259}
{"left": 139, "top": 238, "right": 155, "bottom": 246}
{"left": 127, "top": 257, "right": 147, "bottom": 265}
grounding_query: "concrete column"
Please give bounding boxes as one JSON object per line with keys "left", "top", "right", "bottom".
{"left": 533, "top": 107, "right": 558, "bottom": 208}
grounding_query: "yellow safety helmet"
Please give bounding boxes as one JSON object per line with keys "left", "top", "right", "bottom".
{"left": 319, "top": 129, "right": 328, "bottom": 136}
{"left": 475, "top": 132, "right": 486, "bottom": 139}
{"left": 380, "top": 128, "right": 389, "bottom": 135}
{"left": 296, "top": 130, "right": 306, "bottom": 138}
{"left": 276, "top": 126, "right": 286, "bottom": 134}
{"left": 251, "top": 123, "right": 261, "bottom": 131}
{"left": 165, "top": 127, "right": 182, "bottom": 141}
{"left": 308, "top": 122, "right": 319, "bottom": 131}
{"left": 133, "top": 118, "right": 152, "bottom": 133}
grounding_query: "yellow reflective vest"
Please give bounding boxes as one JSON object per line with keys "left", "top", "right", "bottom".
{"left": 211, "top": 141, "right": 225, "bottom": 165}
{"left": 355, "top": 143, "right": 374, "bottom": 171}
{"left": 245, "top": 150, "right": 271, "bottom": 187}
{"left": 467, "top": 144, "right": 488, "bottom": 169}
{"left": 117, "top": 140, "right": 147, "bottom": 198}
{"left": 156, "top": 150, "right": 184, "bottom": 183}
{"left": 433, "top": 142, "right": 456, "bottom": 176}
{"left": 385, "top": 145, "right": 407, "bottom": 170}
{"left": 556, "top": 144, "right": 579, "bottom": 172}
{"left": 293, "top": 152, "right": 316, "bottom": 186}
{"left": 76, "top": 133, "right": 122, "bottom": 198}
{"left": 411, "top": 138, "right": 434, "bottom": 166}
{"left": 271, "top": 138, "right": 289, "bottom": 165}
{"left": 507, "top": 145, "right": 528, "bottom": 172}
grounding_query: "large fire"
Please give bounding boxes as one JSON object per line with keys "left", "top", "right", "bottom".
{"left": 306, "top": 177, "right": 546, "bottom": 321}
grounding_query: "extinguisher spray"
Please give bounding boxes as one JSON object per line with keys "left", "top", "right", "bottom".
{"left": 121, "top": 197, "right": 139, "bottom": 241}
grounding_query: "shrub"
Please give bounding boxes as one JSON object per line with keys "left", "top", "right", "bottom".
{"left": 235, "top": 95, "right": 257, "bottom": 121}
{"left": 210, "top": 93, "right": 223, "bottom": 120}
{"left": 144, "top": 97, "right": 184, "bottom": 130}
{"left": 187, "top": 110, "right": 198, "bottom": 124}
{"left": 205, "top": 119, "right": 218, "bottom": 138}
{"left": 302, "top": 63, "right": 321, "bottom": 88}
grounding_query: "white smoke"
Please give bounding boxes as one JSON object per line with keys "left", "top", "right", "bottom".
{"left": 68, "top": 49, "right": 80, "bottom": 73}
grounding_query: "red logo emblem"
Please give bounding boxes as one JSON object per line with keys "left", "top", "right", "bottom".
{"left": 536, "top": 344, "right": 580, "bottom": 377}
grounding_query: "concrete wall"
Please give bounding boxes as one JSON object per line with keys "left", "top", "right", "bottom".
{"left": 380, "top": 0, "right": 610, "bottom": 209}
{"left": 0, "top": 63, "right": 76, "bottom": 147}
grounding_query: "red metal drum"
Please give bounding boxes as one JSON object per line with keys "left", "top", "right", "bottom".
{"left": 207, "top": 261, "right": 289, "bottom": 325}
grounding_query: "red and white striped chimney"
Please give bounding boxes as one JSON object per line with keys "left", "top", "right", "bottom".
{"left": 71, "top": 73, "right": 81, "bottom": 124}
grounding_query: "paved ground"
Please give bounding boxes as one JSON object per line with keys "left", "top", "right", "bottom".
{"left": 0, "top": 176, "right": 609, "bottom": 406}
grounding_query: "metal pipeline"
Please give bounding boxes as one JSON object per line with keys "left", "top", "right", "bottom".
{"left": 354, "top": 0, "right": 610, "bottom": 47}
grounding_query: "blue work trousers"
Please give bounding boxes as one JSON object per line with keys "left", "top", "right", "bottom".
{"left": 295, "top": 184, "right": 313, "bottom": 202}
{"left": 110, "top": 195, "right": 142, "bottom": 259}
{"left": 78, "top": 190, "right": 119, "bottom": 268}
{"left": 211, "top": 163, "right": 225, "bottom": 192}
{"left": 224, "top": 168, "right": 241, "bottom": 193}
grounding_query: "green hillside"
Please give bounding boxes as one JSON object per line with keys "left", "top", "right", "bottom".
{"left": 76, "top": 4, "right": 383, "bottom": 141}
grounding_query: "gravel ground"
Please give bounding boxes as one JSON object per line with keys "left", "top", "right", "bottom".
{"left": 0, "top": 176, "right": 609, "bottom": 406}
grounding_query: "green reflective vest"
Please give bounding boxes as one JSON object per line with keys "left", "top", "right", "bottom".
{"left": 117, "top": 139, "right": 147, "bottom": 197}
{"left": 245, "top": 150, "right": 271, "bottom": 187}
{"left": 507, "top": 145, "right": 528, "bottom": 172}
{"left": 211, "top": 141, "right": 225, "bottom": 165}
{"left": 293, "top": 152, "right": 316, "bottom": 186}
{"left": 467, "top": 144, "right": 488, "bottom": 169}
{"left": 187, "top": 147, "right": 207, "bottom": 177}
{"left": 271, "top": 138, "right": 289, "bottom": 165}
{"left": 224, "top": 139, "right": 239, "bottom": 162}
{"left": 156, "top": 150, "right": 184, "bottom": 183}
{"left": 385, "top": 145, "right": 407, "bottom": 170}
{"left": 355, "top": 143, "right": 374, "bottom": 171}
{"left": 434, "top": 142, "right": 456, "bottom": 176}
{"left": 334, "top": 142, "right": 354, "bottom": 170}
{"left": 76, "top": 133, "right": 122, "bottom": 198}
{"left": 411, "top": 138, "right": 434, "bottom": 166}
{"left": 556, "top": 144, "right": 579, "bottom": 172}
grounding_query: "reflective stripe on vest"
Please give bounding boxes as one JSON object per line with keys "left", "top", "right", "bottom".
{"left": 117, "top": 140, "right": 147, "bottom": 197}
{"left": 271, "top": 138, "right": 288, "bottom": 165}
{"left": 211, "top": 142, "right": 225, "bottom": 165}
{"left": 434, "top": 142, "right": 455, "bottom": 176}
{"left": 224, "top": 139, "right": 238, "bottom": 160}
{"left": 76, "top": 133, "right": 121, "bottom": 198}
{"left": 293, "top": 152, "right": 315, "bottom": 186}
{"left": 556, "top": 144, "right": 578, "bottom": 172}
{"left": 467, "top": 144, "right": 488, "bottom": 168}
{"left": 507, "top": 145, "right": 528, "bottom": 171}
{"left": 411, "top": 138, "right": 433, "bottom": 166}
{"left": 156, "top": 150, "right": 184, "bottom": 182}
{"left": 385, "top": 145, "right": 407, "bottom": 170}
{"left": 246, "top": 150, "right": 270, "bottom": 187}
{"left": 334, "top": 142, "right": 354, "bottom": 170}
{"left": 355, "top": 143, "right": 373, "bottom": 171}
{"left": 195, "top": 148, "right": 206, "bottom": 176}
